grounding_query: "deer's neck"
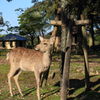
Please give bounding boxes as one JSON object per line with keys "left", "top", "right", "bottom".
{"left": 43, "top": 51, "right": 51, "bottom": 67}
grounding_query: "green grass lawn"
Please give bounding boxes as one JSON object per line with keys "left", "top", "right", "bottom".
{"left": 0, "top": 50, "right": 100, "bottom": 100}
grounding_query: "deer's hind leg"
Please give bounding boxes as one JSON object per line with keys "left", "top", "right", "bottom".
{"left": 8, "top": 67, "right": 22, "bottom": 96}
{"left": 13, "top": 70, "right": 23, "bottom": 96}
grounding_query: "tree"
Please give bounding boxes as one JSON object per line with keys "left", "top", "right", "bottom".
{"left": 18, "top": 0, "right": 61, "bottom": 47}
{"left": 0, "top": 21, "right": 11, "bottom": 34}
{"left": 18, "top": 3, "right": 52, "bottom": 46}
{"left": 5, "top": 0, "right": 100, "bottom": 100}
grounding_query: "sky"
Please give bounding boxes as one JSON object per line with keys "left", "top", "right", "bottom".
{"left": 0, "top": 0, "right": 33, "bottom": 26}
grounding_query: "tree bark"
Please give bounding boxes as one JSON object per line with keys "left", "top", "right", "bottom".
{"left": 81, "top": 26, "right": 90, "bottom": 90}
{"left": 60, "top": 23, "right": 67, "bottom": 75}
{"left": 60, "top": 23, "right": 72, "bottom": 100}
{"left": 81, "top": 15, "right": 90, "bottom": 90}
{"left": 60, "top": 6, "right": 72, "bottom": 100}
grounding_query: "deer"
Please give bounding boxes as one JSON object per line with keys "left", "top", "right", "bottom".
{"left": 7, "top": 36, "right": 55, "bottom": 100}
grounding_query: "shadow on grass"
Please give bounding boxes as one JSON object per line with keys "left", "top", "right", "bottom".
{"left": 54, "top": 75, "right": 100, "bottom": 100}
{"left": 69, "top": 90, "right": 100, "bottom": 100}
{"left": 8, "top": 78, "right": 100, "bottom": 100}
{"left": 15, "top": 86, "right": 60, "bottom": 100}
{"left": 41, "top": 88, "right": 60, "bottom": 100}
{"left": 23, "top": 87, "right": 36, "bottom": 96}
{"left": 68, "top": 78, "right": 100, "bottom": 100}
{"left": 14, "top": 87, "right": 36, "bottom": 97}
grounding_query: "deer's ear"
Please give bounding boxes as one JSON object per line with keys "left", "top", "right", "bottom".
{"left": 50, "top": 36, "right": 55, "bottom": 45}
{"left": 39, "top": 36, "right": 44, "bottom": 42}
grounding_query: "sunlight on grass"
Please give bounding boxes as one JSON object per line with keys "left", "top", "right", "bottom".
{"left": 72, "top": 87, "right": 85, "bottom": 97}
{"left": 0, "top": 50, "right": 100, "bottom": 100}
{"left": 0, "top": 64, "right": 9, "bottom": 73}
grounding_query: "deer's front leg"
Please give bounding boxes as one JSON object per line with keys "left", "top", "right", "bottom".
{"left": 34, "top": 71, "right": 41, "bottom": 100}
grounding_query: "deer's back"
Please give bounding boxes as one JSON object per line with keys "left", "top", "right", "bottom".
{"left": 8, "top": 47, "right": 44, "bottom": 71}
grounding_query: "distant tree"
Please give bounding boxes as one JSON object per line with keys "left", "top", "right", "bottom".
{"left": 0, "top": 21, "right": 11, "bottom": 34}
{"left": 5, "top": 1, "right": 100, "bottom": 100}
{"left": 7, "top": 26, "right": 20, "bottom": 33}
{"left": 18, "top": 0, "right": 60, "bottom": 46}
{"left": 18, "top": 5, "right": 50, "bottom": 46}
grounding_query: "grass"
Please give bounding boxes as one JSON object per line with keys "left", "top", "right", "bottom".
{"left": 0, "top": 49, "right": 100, "bottom": 100}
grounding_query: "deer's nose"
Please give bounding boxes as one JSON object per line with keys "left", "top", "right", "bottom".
{"left": 34, "top": 45, "right": 40, "bottom": 51}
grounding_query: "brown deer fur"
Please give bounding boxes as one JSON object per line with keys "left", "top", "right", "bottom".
{"left": 7, "top": 36, "right": 55, "bottom": 100}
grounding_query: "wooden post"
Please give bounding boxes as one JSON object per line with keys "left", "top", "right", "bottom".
{"left": 75, "top": 19, "right": 91, "bottom": 25}
{"left": 60, "top": 6, "right": 72, "bottom": 100}
{"left": 41, "top": 7, "right": 61, "bottom": 87}
{"left": 60, "top": 22, "right": 72, "bottom": 100}
{"left": 73, "top": 15, "right": 90, "bottom": 90}
{"left": 50, "top": 20, "right": 62, "bottom": 25}
{"left": 51, "top": 7, "right": 62, "bottom": 36}
{"left": 61, "top": 30, "right": 72, "bottom": 100}
{"left": 81, "top": 15, "right": 90, "bottom": 90}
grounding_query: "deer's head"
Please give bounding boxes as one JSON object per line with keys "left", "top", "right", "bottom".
{"left": 35, "top": 36, "right": 55, "bottom": 52}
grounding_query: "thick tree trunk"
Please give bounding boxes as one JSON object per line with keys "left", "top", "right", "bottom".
{"left": 60, "top": 23, "right": 67, "bottom": 75}
{"left": 81, "top": 26, "right": 90, "bottom": 90}
{"left": 60, "top": 23, "right": 72, "bottom": 100}
{"left": 60, "top": 6, "right": 72, "bottom": 100}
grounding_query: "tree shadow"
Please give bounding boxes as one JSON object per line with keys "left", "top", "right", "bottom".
{"left": 23, "top": 87, "right": 36, "bottom": 96}
{"left": 54, "top": 75, "right": 100, "bottom": 100}
{"left": 14, "top": 75, "right": 100, "bottom": 99}
{"left": 41, "top": 88, "right": 60, "bottom": 100}
{"left": 14, "top": 87, "right": 36, "bottom": 97}
{"left": 69, "top": 79, "right": 100, "bottom": 100}
{"left": 69, "top": 90, "right": 100, "bottom": 100}
{"left": 89, "top": 45, "right": 100, "bottom": 57}
{"left": 69, "top": 76, "right": 100, "bottom": 100}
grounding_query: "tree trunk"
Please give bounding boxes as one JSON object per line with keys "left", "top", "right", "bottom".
{"left": 60, "top": 23, "right": 67, "bottom": 75}
{"left": 81, "top": 26, "right": 90, "bottom": 90}
{"left": 60, "top": 6, "right": 72, "bottom": 99}
{"left": 81, "top": 15, "right": 90, "bottom": 90}
{"left": 60, "top": 23, "right": 72, "bottom": 100}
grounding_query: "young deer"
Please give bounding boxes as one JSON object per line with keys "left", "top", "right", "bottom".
{"left": 7, "top": 36, "right": 55, "bottom": 100}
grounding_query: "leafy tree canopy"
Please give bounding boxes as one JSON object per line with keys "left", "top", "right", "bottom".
{"left": 18, "top": 0, "right": 60, "bottom": 36}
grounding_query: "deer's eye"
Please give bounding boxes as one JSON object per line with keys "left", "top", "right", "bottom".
{"left": 43, "top": 43, "right": 47, "bottom": 45}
